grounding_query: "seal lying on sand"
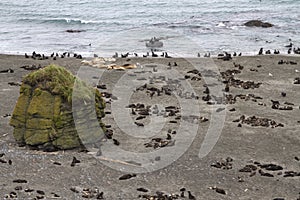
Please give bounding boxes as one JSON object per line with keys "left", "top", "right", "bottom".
{"left": 81, "top": 57, "right": 137, "bottom": 70}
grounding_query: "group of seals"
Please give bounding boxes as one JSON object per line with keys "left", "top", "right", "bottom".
{"left": 25, "top": 51, "right": 83, "bottom": 60}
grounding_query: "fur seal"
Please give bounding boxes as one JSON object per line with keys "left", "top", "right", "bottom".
{"left": 258, "top": 48, "right": 263, "bottom": 55}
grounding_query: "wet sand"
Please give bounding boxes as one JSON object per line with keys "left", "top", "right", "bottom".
{"left": 0, "top": 54, "right": 299, "bottom": 199}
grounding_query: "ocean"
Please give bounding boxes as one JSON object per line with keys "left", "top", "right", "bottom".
{"left": 0, "top": 0, "right": 299, "bottom": 57}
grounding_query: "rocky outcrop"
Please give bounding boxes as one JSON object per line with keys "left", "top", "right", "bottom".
{"left": 244, "top": 20, "right": 274, "bottom": 28}
{"left": 10, "top": 65, "right": 105, "bottom": 150}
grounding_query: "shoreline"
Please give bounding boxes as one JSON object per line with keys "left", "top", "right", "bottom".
{"left": 1, "top": 50, "right": 300, "bottom": 60}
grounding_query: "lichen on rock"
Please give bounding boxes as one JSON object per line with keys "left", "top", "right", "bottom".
{"left": 10, "top": 64, "right": 106, "bottom": 151}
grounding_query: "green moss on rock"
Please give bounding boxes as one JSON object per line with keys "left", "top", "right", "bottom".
{"left": 10, "top": 65, "right": 106, "bottom": 150}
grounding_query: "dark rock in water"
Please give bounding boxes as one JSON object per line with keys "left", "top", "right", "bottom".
{"left": 9, "top": 65, "right": 106, "bottom": 150}
{"left": 66, "top": 29, "right": 85, "bottom": 33}
{"left": 244, "top": 20, "right": 274, "bottom": 28}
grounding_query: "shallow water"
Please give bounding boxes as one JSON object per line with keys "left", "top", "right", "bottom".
{"left": 0, "top": 0, "right": 299, "bottom": 56}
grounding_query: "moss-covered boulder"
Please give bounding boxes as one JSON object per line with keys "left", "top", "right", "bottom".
{"left": 10, "top": 65, "right": 106, "bottom": 150}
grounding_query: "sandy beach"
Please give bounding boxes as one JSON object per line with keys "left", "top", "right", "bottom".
{"left": 0, "top": 53, "right": 299, "bottom": 199}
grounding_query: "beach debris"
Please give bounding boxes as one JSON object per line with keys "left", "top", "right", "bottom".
{"left": 9, "top": 65, "right": 106, "bottom": 151}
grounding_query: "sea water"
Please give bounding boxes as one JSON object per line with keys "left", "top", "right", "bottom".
{"left": 0, "top": 0, "right": 299, "bottom": 57}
